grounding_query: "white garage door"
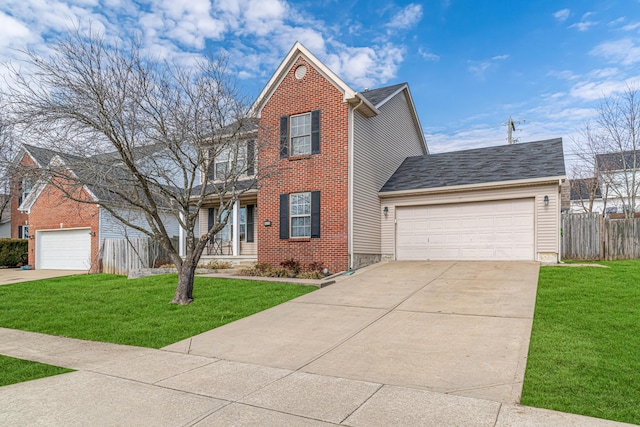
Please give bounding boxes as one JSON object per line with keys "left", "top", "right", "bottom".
{"left": 396, "top": 199, "right": 534, "bottom": 261}
{"left": 37, "top": 229, "right": 91, "bottom": 270}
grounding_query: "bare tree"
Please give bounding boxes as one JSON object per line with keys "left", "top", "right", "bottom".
{"left": 3, "top": 30, "right": 268, "bottom": 304}
{"left": 568, "top": 163, "right": 601, "bottom": 213}
{"left": 574, "top": 87, "right": 640, "bottom": 218}
{"left": 0, "top": 99, "right": 18, "bottom": 223}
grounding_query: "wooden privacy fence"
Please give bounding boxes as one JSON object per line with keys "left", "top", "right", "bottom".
{"left": 101, "top": 237, "right": 172, "bottom": 275}
{"left": 562, "top": 213, "right": 640, "bottom": 260}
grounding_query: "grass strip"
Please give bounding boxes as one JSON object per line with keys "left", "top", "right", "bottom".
{"left": 522, "top": 260, "right": 640, "bottom": 424}
{"left": 0, "top": 355, "right": 73, "bottom": 387}
{"left": 0, "top": 274, "right": 315, "bottom": 348}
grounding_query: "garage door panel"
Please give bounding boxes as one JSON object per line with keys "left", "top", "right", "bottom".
{"left": 38, "top": 229, "right": 91, "bottom": 270}
{"left": 396, "top": 199, "right": 534, "bottom": 261}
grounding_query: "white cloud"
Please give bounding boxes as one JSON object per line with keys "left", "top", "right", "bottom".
{"left": 547, "top": 70, "right": 579, "bottom": 80}
{"left": 622, "top": 22, "right": 640, "bottom": 32}
{"left": 590, "top": 38, "right": 640, "bottom": 65}
{"left": 387, "top": 3, "right": 423, "bottom": 30}
{"left": 569, "top": 77, "right": 640, "bottom": 101}
{"left": 553, "top": 9, "right": 570, "bottom": 23}
{"left": 568, "top": 12, "right": 597, "bottom": 31}
{"left": 467, "top": 55, "right": 508, "bottom": 79}
{"left": 0, "top": 11, "right": 34, "bottom": 48}
{"left": 325, "top": 43, "right": 404, "bottom": 89}
{"left": 418, "top": 47, "right": 439, "bottom": 61}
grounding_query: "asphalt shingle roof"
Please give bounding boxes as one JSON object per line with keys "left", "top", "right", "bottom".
{"left": 595, "top": 150, "right": 640, "bottom": 171}
{"left": 360, "top": 83, "right": 406, "bottom": 107}
{"left": 570, "top": 178, "right": 602, "bottom": 200}
{"left": 380, "top": 138, "right": 566, "bottom": 193}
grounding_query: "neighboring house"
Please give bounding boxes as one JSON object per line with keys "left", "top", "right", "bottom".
{"left": 595, "top": 150, "right": 640, "bottom": 215}
{"left": 0, "top": 193, "right": 9, "bottom": 238}
{"left": 197, "top": 42, "right": 566, "bottom": 272}
{"left": 569, "top": 178, "right": 604, "bottom": 213}
{"left": 10, "top": 144, "right": 179, "bottom": 271}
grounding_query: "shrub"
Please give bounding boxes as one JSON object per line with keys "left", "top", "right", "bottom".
{"left": 280, "top": 258, "right": 301, "bottom": 274}
{"left": 307, "top": 261, "right": 324, "bottom": 272}
{"left": 0, "top": 239, "right": 28, "bottom": 268}
{"left": 298, "top": 270, "right": 324, "bottom": 279}
{"left": 198, "top": 260, "right": 232, "bottom": 269}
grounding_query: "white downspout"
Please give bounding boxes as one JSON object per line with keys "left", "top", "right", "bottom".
{"left": 349, "top": 98, "right": 364, "bottom": 270}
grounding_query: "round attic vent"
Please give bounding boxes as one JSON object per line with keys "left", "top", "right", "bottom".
{"left": 294, "top": 65, "right": 307, "bottom": 80}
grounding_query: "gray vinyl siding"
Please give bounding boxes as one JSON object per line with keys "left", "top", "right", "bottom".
{"left": 99, "top": 207, "right": 180, "bottom": 246}
{"left": 352, "top": 90, "right": 426, "bottom": 254}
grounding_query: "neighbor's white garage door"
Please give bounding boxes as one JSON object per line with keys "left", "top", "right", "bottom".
{"left": 37, "top": 228, "right": 91, "bottom": 270}
{"left": 396, "top": 199, "right": 534, "bottom": 261}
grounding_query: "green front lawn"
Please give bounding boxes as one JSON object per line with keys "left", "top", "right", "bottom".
{"left": 0, "top": 274, "right": 315, "bottom": 348}
{"left": 522, "top": 260, "right": 640, "bottom": 424}
{"left": 0, "top": 355, "right": 73, "bottom": 387}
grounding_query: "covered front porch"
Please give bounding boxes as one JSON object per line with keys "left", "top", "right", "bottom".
{"left": 196, "top": 192, "right": 257, "bottom": 265}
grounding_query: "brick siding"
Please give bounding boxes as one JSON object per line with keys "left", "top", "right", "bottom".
{"left": 27, "top": 181, "right": 99, "bottom": 272}
{"left": 257, "top": 56, "right": 350, "bottom": 274}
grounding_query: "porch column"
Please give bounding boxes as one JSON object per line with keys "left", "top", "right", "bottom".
{"left": 232, "top": 201, "right": 240, "bottom": 256}
{"left": 179, "top": 212, "right": 185, "bottom": 257}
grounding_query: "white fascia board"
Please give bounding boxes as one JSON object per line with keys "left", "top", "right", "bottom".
{"left": 249, "top": 41, "right": 357, "bottom": 118}
{"left": 378, "top": 175, "right": 567, "bottom": 198}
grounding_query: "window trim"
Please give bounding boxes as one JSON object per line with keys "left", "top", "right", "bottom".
{"left": 290, "top": 192, "right": 312, "bottom": 238}
{"left": 279, "top": 191, "right": 320, "bottom": 240}
{"left": 290, "top": 113, "right": 312, "bottom": 157}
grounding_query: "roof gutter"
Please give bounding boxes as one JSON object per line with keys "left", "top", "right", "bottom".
{"left": 379, "top": 175, "right": 567, "bottom": 198}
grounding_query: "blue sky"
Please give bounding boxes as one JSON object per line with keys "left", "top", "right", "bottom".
{"left": 1, "top": 0, "right": 640, "bottom": 165}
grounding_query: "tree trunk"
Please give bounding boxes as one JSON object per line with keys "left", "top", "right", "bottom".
{"left": 171, "top": 258, "right": 197, "bottom": 305}
{"left": 170, "top": 244, "right": 206, "bottom": 305}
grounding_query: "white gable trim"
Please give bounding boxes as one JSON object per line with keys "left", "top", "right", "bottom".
{"left": 18, "top": 155, "right": 99, "bottom": 212}
{"left": 249, "top": 41, "right": 379, "bottom": 118}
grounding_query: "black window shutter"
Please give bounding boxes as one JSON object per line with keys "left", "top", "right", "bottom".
{"left": 279, "top": 194, "right": 289, "bottom": 239}
{"left": 18, "top": 226, "right": 23, "bottom": 239}
{"left": 280, "top": 116, "right": 289, "bottom": 159}
{"left": 246, "top": 140, "right": 255, "bottom": 176}
{"left": 311, "top": 110, "right": 320, "bottom": 154}
{"left": 246, "top": 205, "right": 254, "bottom": 243}
{"left": 208, "top": 208, "right": 215, "bottom": 233}
{"left": 311, "top": 191, "right": 320, "bottom": 238}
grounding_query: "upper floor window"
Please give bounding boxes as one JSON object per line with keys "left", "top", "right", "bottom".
{"left": 290, "top": 113, "right": 312, "bottom": 156}
{"left": 280, "top": 110, "right": 320, "bottom": 159}
{"left": 18, "top": 179, "right": 32, "bottom": 205}
{"left": 208, "top": 140, "right": 254, "bottom": 181}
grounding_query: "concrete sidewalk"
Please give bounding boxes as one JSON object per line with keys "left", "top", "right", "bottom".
{"left": 0, "top": 261, "right": 634, "bottom": 425}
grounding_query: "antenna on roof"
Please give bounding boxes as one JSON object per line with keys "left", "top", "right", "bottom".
{"left": 501, "top": 117, "right": 528, "bottom": 144}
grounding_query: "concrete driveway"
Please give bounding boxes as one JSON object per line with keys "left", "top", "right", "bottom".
{"left": 165, "top": 261, "right": 539, "bottom": 404}
{"left": 0, "top": 268, "right": 88, "bottom": 286}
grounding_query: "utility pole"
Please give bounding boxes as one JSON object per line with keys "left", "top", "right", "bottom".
{"left": 502, "top": 117, "right": 527, "bottom": 144}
